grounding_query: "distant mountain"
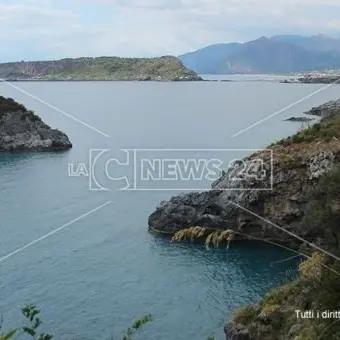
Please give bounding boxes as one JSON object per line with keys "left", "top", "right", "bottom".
{"left": 179, "top": 43, "right": 241, "bottom": 74}
{"left": 179, "top": 35, "right": 340, "bottom": 74}
{"left": 271, "top": 34, "right": 340, "bottom": 53}
{"left": 0, "top": 56, "right": 202, "bottom": 81}
{"left": 220, "top": 37, "right": 340, "bottom": 73}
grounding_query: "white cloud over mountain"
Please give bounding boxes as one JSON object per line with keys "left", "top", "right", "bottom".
{"left": 0, "top": 0, "right": 339, "bottom": 61}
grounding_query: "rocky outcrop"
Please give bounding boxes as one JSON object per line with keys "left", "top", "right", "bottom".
{"left": 0, "top": 96, "right": 72, "bottom": 151}
{"left": 0, "top": 56, "right": 202, "bottom": 82}
{"left": 284, "top": 116, "right": 314, "bottom": 122}
{"left": 306, "top": 99, "right": 340, "bottom": 118}
{"left": 298, "top": 75, "right": 340, "bottom": 84}
{"left": 148, "top": 98, "right": 340, "bottom": 340}
{"left": 148, "top": 100, "right": 340, "bottom": 249}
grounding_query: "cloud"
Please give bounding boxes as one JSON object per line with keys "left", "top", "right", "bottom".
{"left": 1, "top": 0, "right": 340, "bottom": 61}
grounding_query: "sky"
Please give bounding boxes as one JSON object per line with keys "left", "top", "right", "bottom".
{"left": 1, "top": 0, "right": 340, "bottom": 61}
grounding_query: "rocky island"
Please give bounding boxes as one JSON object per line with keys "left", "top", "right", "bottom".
{"left": 0, "top": 56, "right": 202, "bottom": 82}
{"left": 0, "top": 96, "right": 72, "bottom": 151}
{"left": 148, "top": 99, "right": 340, "bottom": 339}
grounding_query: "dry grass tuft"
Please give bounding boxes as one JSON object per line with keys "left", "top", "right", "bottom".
{"left": 172, "top": 227, "right": 235, "bottom": 248}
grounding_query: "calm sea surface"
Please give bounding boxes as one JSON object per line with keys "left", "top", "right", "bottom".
{"left": 0, "top": 78, "right": 339, "bottom": 339}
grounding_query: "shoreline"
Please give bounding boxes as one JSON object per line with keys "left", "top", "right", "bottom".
{"left": 147, "top": 98, "right": 340, "bottom": 339}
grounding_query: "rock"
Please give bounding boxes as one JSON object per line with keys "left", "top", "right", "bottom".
{"left": 304, "top": 99, "right": 340, "bottom": 118}
{"left": 225, "top": 323, "right": 251, "bottom": 340}
{"left": 309, "top": 152, "right": 335, "bottom": 180}
{"left": 0, "top": 96, "right": 72, "bottom": 151}
{"left": 284, "top": 117, "right": 314, "bottom": 122}
{"left": 148, "top": 99, "right": 340, "bottom": 245}
{"left": 288, "top": 324, "right": 303, "bottom": 338}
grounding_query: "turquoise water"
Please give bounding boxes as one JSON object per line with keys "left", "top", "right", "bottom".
{"left": 0, "top": 80, "right": 339, "bottom": 339}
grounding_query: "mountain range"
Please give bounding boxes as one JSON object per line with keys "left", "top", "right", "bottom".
{"left": 179, "top": 34, "right": 340, "bottom": 74}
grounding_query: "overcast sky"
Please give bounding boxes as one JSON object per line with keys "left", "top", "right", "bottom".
{"left": 1, "top": 0, "right": 340, "bottom": 61}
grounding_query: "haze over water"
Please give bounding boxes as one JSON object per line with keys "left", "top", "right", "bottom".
{"left": 0, "top": 78, "right": 339, "bottom": 339}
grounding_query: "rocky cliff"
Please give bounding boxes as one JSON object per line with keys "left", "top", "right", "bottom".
{"left": 148, "top": 99, "right": 340, "bottom": 339}
{"left": 149, "top": 99, "right": 340, "bottom": 249}
{"left": 0, "top": 56, "right": 202, "bottom": 81}
{"left": 0, "top": 96, "right": 72, "bottom": 151}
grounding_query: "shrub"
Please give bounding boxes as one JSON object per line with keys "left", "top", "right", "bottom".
{"left": 0, "top": 96, "right": 27, "bottom": 116}
{"left": 299, "top": 253, "right": 324, "bottom": 283}
{"left": 303, "top": 166, "right": 340, "bottom": 253}
{"left": 0, "top": 306, "right": 152, "bottom": 340}
{"left": 20, "top": 110, "right": 42, "bottom": 122}
{"left": 232, "top": 306, "right": 257, "bottom": 326}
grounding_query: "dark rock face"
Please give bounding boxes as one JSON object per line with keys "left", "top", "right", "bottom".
{"left": 0, "top": 96, "right": 72, "bottom": 151}
{"left": 225, "top": 324, "right": 251, "bottom": 340}
{"left": 148, "top": 100, "right": 340, "bottom": 247}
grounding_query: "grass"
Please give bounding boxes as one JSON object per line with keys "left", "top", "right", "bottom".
{"left": 272, "top": 115, "right": 340, "bottom": 147}
{"left": 171, "top": 227, "right": 235, "bottom": 247}
{"left": 232, "top": 306, "right": 258, "bottom": 326}
{"left": 228, "top": 164, "right": 340, "bottom": 339}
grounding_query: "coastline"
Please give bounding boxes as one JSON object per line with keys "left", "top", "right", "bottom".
{"left": 147, "top": 98, "right": 340, "bottom": 339}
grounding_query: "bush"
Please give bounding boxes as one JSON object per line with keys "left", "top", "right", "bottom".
{"left": 0, "top": 96, "right": 27, "bottom": 116}
{"left": 272, "top": 115, "right": 340, "bottom": 147}
{"left": 232, "top": 306, "right": 257, "bottom": 326}
{"left": 20, "top": 110, "right": 42, "bottom": 122}
{"left": 299, "top": 253, "right": 324, "bottom": 283}
{"left": 303, "top": 166, "right": 340, "bottom": 252}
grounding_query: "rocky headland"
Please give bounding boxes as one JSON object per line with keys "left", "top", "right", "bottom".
{"left": 0, "top": 96, "right": 72, "bottom": 151}
{"left": 149, "top": 99, "right": 340, "bottom": 245}
{"left": 0, "top": 56, "right": 202, "bottom": 82}
{"left": 148, "top": 99, "right": 340, "bottom": 339}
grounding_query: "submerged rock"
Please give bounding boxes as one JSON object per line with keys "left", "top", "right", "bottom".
{"left": 0, "top": 96, "right": 72, "bottom": 151}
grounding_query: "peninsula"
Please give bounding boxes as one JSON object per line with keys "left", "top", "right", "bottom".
{"left": 0, "top": 56, "right": 202, "bottom": 81}
{"left": 148, "top": 99, "right": 340, "bottom": 339}
{"left": 0, "top": 96, "right": 72, "bottom": 151}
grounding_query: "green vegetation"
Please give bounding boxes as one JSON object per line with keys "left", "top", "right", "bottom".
{"left": 0, "top": 305, "right": 152, "bottom": 340}
{"left": 0, "top": 305, "right": 52, "bottom": 340}
{"left": 303, "top": 166, "right": 340, "bottom": 253}
{"left": 232, "top": 306, "right": 258, "bottom": 326}
{"left": 0, "top": 56, "right": 201, "bottom": 81}
{"left": 272, "top": 115, "right": 340, "bottom": 147}
{"left": 229, "top": 165, "right": 340, "bottom": 339}
{"left": 0, "top": 96, "right": 42, "bottom": 122}
{"left": 0, "top": 96, "right": 27, "bottom": 116}
{"left": 20, "top": 110, "right": 42, "bottom": 122}
{"left": 121, "top": 314, "right": 152, "bottom": 340}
